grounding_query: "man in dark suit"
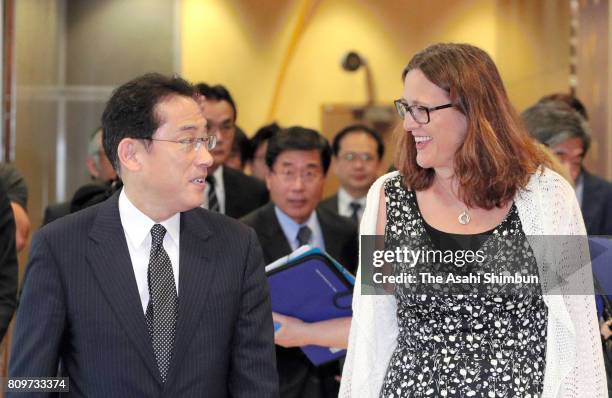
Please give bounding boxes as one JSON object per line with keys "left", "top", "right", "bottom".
{"left": 242, "top": 127, "right": 357, "bottom": 398}
{"left": 9, "top": 73, "right": 279, "bottom": 397}
{"left": 320, "top": 124, "right": 385, "bottom": 224}
{"left": 0, "top": 163, "right": 30, "bottom": 252}
{"left": 581, "top": 170, "right": 612, "bottom": 235}
{"left": 0, "top": 181, "right": 17, "bottom": 340}
{"left": 196, "top": 83, "right": 268, "bottom": 218}
{"left": 246, "top": 122, "right": 282, "bottom": 181}
{"left": 43, "top": 127, "right": 118, "bottom": 225}
{"left": 522, "top": 95, "right": 612, "bottom": 235}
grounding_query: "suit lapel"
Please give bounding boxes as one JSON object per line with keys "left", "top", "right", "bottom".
{"left": 332, "top": 195, "right": 339, "bottom": 214}
{"left": 223, "top": 168, "right": 237, "bottom": 217}
{"left": 165, "top": 209, "right": 216, "bottom": 385}
{"left": 318, "top": 208, "right": 342, "bottom": 259}
{"left": 581, "top": 171, "right": 602, "bottom": 231}
{"left": 320, "top": 194, "right": 339, "bottom": 216}
{"left": 258, "top": 203, "right": 293, "bottom": 261}
{"left": 86, "top": 193, "right": 160, "bottom": 382}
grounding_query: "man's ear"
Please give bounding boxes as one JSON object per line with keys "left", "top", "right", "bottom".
{"left": 85, "top": 158, "right": 100, "bottom": 179}
{"left": 265, "top": 169, "right": 273, "bottom": 192}
{"left": 331, "top": 156, "right": 339, "bottom": 176}
{"left": 117, "top": 138, "right": 143, "bottom": 172}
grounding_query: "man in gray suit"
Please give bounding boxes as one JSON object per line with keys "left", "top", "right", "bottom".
{"left": 10, "top": 73, "right": 279, "bottom": 397}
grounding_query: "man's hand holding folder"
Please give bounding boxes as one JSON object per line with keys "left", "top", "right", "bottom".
{"left": 272, "top": 312, "right": 351, "bottom": 350}
{"left": 265, "top": 246, "right": 354, "bottom": 365}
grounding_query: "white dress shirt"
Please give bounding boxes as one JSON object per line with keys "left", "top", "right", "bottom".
{"left": 118, "top": 189, "right": 180, "bottom": 313}
{"left": 337, "top": 187, "right": 366, "bottom": 221}
{"left": 204, "top": 166, "right": 226, "bottom": 214}
{"left": 575, "top": 171, "right": 584, "bottom": 207}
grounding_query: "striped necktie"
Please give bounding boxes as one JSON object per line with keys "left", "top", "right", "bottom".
{"left": 349, "top": 202, "right": 361, "bottom": 222}
{"left": 206, "top": 175, "right": 220, "bottom": 212}
{"left": 297, "top": 225, "right": 312, "bottom": 247}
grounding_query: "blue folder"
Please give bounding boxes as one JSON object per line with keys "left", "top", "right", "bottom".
{"left": 589, "top": 237, "right": 612, "bottom": 318}
{"left": 266, "top": 247, "right": 354, "bottom": 366}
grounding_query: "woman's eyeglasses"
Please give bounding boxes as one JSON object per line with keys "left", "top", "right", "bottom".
{"left": 394, "top": 100, "right": 453, "bottom": 124}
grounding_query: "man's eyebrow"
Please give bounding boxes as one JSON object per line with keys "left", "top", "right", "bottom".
{"left": 178, "top": 124, "right": 200, "bottom": 132}
{"left": 304, "top": 163, "right": 322, "bottom": 169}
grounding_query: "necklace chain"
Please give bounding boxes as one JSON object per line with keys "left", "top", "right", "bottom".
{"left": 436, "top": 177, "right": 471, "bottom": 225}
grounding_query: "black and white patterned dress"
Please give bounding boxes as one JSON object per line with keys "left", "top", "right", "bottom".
{"left": 379, "top": 175, "right": 548, "bottom": 398}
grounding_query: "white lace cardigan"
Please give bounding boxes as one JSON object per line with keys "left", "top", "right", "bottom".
{"left": 339, "top": 169, "right": 607, "bottom": 398}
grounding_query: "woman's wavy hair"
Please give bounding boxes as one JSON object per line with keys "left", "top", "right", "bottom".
{"left": 396, "top": 43, "right": 550, "bottom": 209}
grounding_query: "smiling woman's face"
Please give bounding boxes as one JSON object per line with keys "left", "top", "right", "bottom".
{"left": 401, "top": 68, "right": 468, "bottom": 175}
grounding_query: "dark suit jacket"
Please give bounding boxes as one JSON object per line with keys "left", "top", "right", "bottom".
{"left": 581, "top": 170, "right": 612, "bottom": 236}
{"left": 42, "top": 181, "right": 117, "bottom": 226}
{"left": 319, "top": 194, "right": 339, "bottom": 216}
{"left": 241, "top": 202, "right": 358, "bottom": 273}
{"left": 0, "top": 163, "right": 28, "bottom": 209}
{"left": 0, "top": 182, "right": 17, "bottom": 340}
{"left": 241, "top": 203, "right": 358, "bottom": 398}
{"left": 42, "top": 201, "right": 71, "bottom": 226}
{"left": 223, "top": 167, "right": 269, "bottom": 218}
{"left": 10, "top": 192, "right": 279, "bottom": 398}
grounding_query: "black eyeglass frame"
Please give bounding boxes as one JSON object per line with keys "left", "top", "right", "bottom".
{"left": 394, "top": 100, "right": 453, "bottom": 124}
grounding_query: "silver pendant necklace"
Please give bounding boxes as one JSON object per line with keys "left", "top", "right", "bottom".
{"left": 458, "top": 210, "right": 471, "bottom": 225}
{"left": 436, "top": 178, "right": 471, "bottom": 225}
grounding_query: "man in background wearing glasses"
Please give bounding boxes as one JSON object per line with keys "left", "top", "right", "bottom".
{"left": 242, "top": 126, "right": 357, "bottom": 398}
{"left": 320, "top": 124, "right": 385, "bottom": 224}
{"left": 9, "top": 73, "right": 279, "bottom": 397}
{"left": 196, "top": 83, "right": 269, "bottom": 218}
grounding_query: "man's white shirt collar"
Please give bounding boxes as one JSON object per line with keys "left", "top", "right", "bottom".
{"left": 119, "top": 189, "right": 180, "bottom": 249}
{"left": 118, "top": 188, "right": 181, "bottom": 312}
{"left": 337, "top": 187, "right": 366, "bottom": 218}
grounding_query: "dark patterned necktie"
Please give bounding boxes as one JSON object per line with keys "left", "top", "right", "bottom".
{"left": 145, "top": 224, "right": 178, "bottom": 383}
{"left": 206, "top": 175, "right": 220, "bottom": 212}
{"left": 297, "top": 225, "right": 312, "bottom": 247}
{"left": 349, "top": 202, "right": 361, "bottom": 222}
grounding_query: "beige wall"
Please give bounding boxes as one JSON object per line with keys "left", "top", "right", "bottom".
{"left": 10, "top": 0, "right": 579, "bottom": 226}
{"left": 575, "top": 0, "right": 610, "bottom": 179}
{"left": 181, "top": 0, "right": 570, "bottom": 135}
{"left": 495, "top": 0, "right": 570, "bottom": 111}
{"left": 14, "top": 0, "right": 63, "bottom": 232}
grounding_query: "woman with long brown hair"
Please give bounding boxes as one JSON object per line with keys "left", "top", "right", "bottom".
{"left": 340, "top": 43, "right": 605, "bottom": 397}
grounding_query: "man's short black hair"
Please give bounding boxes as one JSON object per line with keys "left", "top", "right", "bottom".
{"left": 101, "top": 73, "right": 196, "bottom": 171}
{"left": 248, "top": 122, "right": 282, "bottom": 161}
{"left": 538, "top": 93, "right": 588, "bottom": 121}
{"left": 266, "top": 126, "right": 332, "bottom": 174}
{"left": 332, "top": 124, "right": 385, "bottom": 159}
{"left": 195, "top": 83, "right": 237, "bottom": 121}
